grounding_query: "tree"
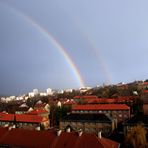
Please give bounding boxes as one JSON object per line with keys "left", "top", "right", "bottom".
{"left": 125, "top": 125, "right": 148, "bottom": 148}
{"left": 50, "top": 104, "right": 70, "bottom": 127}
{"left": 133, "top": 96, "right": 143, "bottom": 116}
{"left": 55, "top": 105, "right": 70, "bottom": 126}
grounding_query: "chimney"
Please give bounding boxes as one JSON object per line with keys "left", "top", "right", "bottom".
{"left": 78, "top": 129, "right": 83, "bottom": 137}
{"left": 98, "top": 131, "right": 102, "bottom": 139}
{"left": 57, "top": 130, "right": 62, "bottom": 136}
{"left": 8, "top": 126, "right": 12, "bottom": 131}
{"left": 66, "top": 127, "right": 71, "bottom": 133}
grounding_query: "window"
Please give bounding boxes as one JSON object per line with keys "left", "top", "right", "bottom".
{"left": 119, "top": 114, "right": 122, "bottom": 117}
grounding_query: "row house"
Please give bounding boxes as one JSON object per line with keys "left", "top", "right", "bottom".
{"left": 85, "top": 97, "right": 136, "bottom": 104}
{"left": 73, "top": 95, "right": 136, "bottom": 105}
{"left": 72, "top": 104, "right": 130, "bottom": 124}
{"left": 0, "top": 112, "right": 49, "bottom": 130}
{"left": 60, "top": 113, "right": 113, "bottom": 137}
{"left": 15, "top": 114, "right": 49, "bottom": 130}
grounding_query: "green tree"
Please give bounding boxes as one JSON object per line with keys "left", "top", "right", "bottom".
{"left": 133, "top": 96, "right": 143, "bottom": 115}
{"left": 50, "top": 104, "right": 70, "bottom": 127}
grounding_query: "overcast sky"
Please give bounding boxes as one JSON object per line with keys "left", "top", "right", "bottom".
{"left": 0, "top": 0, "right": 148, "bottom": 95}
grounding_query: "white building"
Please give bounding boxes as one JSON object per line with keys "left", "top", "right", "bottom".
{"left": 79, "top": 87, "right": 92, "bottom": 93}
{"left": 46, "top": 88, "right": 53, "bottom": 95}
{"left": 40, "top": 92, "right": 47, "bottom": 96}
{"left": 28, "top": 92, "right": 35, "bottom": 98}
{"left": 64, "top": 89, "right": 73, "bottom": 93}
{"left": 33, "top": 89, "right": 39, "bottom": 96}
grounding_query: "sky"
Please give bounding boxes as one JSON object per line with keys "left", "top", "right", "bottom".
{"left": 0, "top": 0, "right": 148, "bottom": 95}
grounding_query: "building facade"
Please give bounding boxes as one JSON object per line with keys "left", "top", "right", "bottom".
{"left": 60, "top": 113, "right": 113, "bottom": 136}
{"left": 72, "top": 104, "right": 130, "bottom": 124}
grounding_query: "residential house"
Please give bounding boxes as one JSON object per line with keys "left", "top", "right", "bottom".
{"left": 0, "top": 112, "right": 14, "bottom": 127}
{"left": 72, "top": 104, "right": 130, "bottom": 124}
{"left": 60, "top": 113, "right": 113, "bottom": 136}
{"left": 0, "top": 112, "right": 50, "bottom": 130}
{"left": 15, "top": 114, "right": 49, "bottom": 130}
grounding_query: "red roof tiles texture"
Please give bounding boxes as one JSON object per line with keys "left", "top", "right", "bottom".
{"left": 16, "top": 114, "right": 47, "bottom": 123}
{"left": 28, "top": 109, "right": 49, "bottom": 115}
{"left": 72, "top": 104, "right": 130, "bottom": 111}
{"left": 74, "top": 95, "right": 98, "bottom": 99}
{"left": 0, "top": 113, "right": 14, "bottom": 121}
{"left": 0, "top": 113, "right": 48, "bottom": 123}
{"left": 0, "top": 128, "right": 120, "bottom": 148}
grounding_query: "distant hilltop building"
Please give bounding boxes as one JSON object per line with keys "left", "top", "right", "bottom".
{"left": 57, "top": 90, "right": 64, "bottom": 94}
{"left": 46, "top": 88, "right": 53, "bottom": 95}
{"left": 64, "top": 89, "right": 73, "bottom": 93}
{"left": 28, "top": 89, "right": 39, "bottom": 98}
{"left": 9, "top": 96, "right": 16, "bottom": 100}
{"left": 33, "top": 89, "right": 39, "bottom": 95}
{"left": 40, "top": 92, "right": 47, "bottom": 97}
{"left": 28, "top": 92, "right": 35, "bottom": 98}
{"left": 79, "top": 87, "right": 92, "bottom": 93}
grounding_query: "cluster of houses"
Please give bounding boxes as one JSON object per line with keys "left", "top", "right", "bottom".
{"left": 0, "top": 80, "right": 148, "bottom": 147}
{"left": 0, "top": 94, "right": 144, "bottom": 132}
{"left": 60, "top": 95, "right": 132, "bottom": 137}
{"left": 0, "top": 101, "right": 50, "bottom": 130}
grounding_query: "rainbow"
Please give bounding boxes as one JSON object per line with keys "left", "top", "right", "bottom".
{"left": 85, "top": 37, "right": 112, "bottom": 84}
{"left": 4, "top": 4, "right": 85, "bottom": 88}
{"left": 56, "top": 8, "right": 112, "bottom": 84}
{"left": 70, "top": 20, "right": 112, "bottom": 84}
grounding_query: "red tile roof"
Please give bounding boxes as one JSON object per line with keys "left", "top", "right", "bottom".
{"left": 75, "top": 133, "right": 104, "bottom": 148}
{"left": 144, "top": 82, "right": 148, "bottom": 85}
{"left": 98, "top": 137, "right": 120, "bottom": 148}
{"left": 0, "top": 128, "right": 120, "bottom": 148}
{"left": 72, "top": 104, "right": 130, "bottom": 111}
{"left": 143, "top": 90, "right": 148, "bottom": 93}
{"left": 34, "top": 103, "right": 47, "bottom": 108}
{"left": 52, "top": 132, "right": 78, "bottom": 148}
{"left": 28, "top": 109, "right": 48, "bottom": 115}
{"left": 74, "top": 96, "right": 136, "bottom": 104}
{"left": 0, "top": 128, "right": 57, "bottom": 148}
{"left": 0, "top": 113, "right": 14, "bottom": 121}
{"left": 74, "top": 95, "right": 98, "bottom": 99}
{"left": 15, "top": 114, "right": 48, "bottom": 123}
{"left": 0, "top": 127, "right": 8, "bottom": 139}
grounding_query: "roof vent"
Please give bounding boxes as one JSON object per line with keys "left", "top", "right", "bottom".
{"left": 57, "top": 130, "right": 62, "bottom": 136}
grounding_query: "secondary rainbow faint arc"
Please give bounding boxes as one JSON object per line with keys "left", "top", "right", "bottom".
{"left": 56, "top": 7, "right": 112, "bottom": 84}
{"left": 6, "top": 5, "right": 85, "bottom": 88}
